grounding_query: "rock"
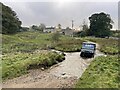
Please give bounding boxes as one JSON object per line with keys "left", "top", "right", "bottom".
{"left": 63, "top": 77, "right": 67, "bottom": 79}
{"left": 41, "top": 67, "right": 44, "bottom": 71}
{"left": 61, "top": 72, "right": 66, "bottom": 75}
{"left": 62, "top": 52, "right": 66, "bottom": 56}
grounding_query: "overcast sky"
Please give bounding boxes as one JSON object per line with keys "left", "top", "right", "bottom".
{"left": 1, "top": 0, "right": 119, "bottom": 29}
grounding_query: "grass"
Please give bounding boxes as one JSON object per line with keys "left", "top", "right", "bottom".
{"left": 75, "top": 37, "right": 119, "bottom": 88}
{"left": 3, "top": 31, "right": 119, "bottom": 87}
{"left": 2, "top": 31, "right": 84, "bottom": 80}
{"left": 83, "top": 37, "right": 118, "bottom": 55}
{"left": 2, "top": 31, "right": 52, "bottom": 54}
{"left": 75, "top": 55, "right": 119, "bottom": 88}
{"left": 54, "top": 36, "right": 83, "bottom": 52}
{"left": 2, "top": 51, "right": 65, "bottom": 80}
{"left": 2, "top": 31, "right": 84, "bottom": 54}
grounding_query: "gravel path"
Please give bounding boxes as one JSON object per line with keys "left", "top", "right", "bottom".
{"left": 3, "top": 44, "right": 105, "bottom": 88}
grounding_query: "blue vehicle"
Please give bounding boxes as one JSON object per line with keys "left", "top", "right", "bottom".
{"left": 80, "top": 42, "right": 96, "bottom": 58}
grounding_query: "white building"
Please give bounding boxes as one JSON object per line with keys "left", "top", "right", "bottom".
{"left": 61, "top": 28, "right": 74, "bottom": 36}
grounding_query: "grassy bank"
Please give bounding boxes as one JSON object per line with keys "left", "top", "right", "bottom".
{"left": 75, "top": 55, "right": 119, "bottom": 88}
{"left": 75, "top": 37, "right": 119, "bottom": 88}
{"left": 2, "top": 32, "right": 52, "bottom": 54}
{"left": 2, "top": 31, "right": 84, "bottom": 53}
{"left": 2, "top": 31, "right": 84, "bottom": 80}
{"left": 84, "top": 37, "right": 118, "bottom": 55}
{"left": 2, "top": 51, "right": 65, "bottom": 80}
{"left": 55, "top": 36, "right": 83, "bottom": 52}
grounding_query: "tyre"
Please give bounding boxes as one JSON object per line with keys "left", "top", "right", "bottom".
{"left": 80, "top": 52, "right": 84, "bottom": 57}
{"left": 91, "top": 53, "right": 94, "bottom": 58}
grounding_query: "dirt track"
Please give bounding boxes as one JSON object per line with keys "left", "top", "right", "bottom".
{"left": 3, "top": 44, "right": 105, "bottom": 88}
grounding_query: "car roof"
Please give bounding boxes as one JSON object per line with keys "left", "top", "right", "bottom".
{"left": 82, "top": 42, "right": 96, "bottom": 45}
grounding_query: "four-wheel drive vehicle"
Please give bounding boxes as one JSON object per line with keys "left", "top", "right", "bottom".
{"left": 80, "top": 42, "right": 96, "bottom": 58}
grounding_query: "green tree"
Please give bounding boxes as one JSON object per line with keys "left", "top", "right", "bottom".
{"left": 30, "top": 24, "right": 45, "bottom": 32}
{"left": 52, "top": 31, "right": 60, "bottom": 43}
{"left": 81, "top": 19, "right": 89, "bottom": 36}
{"left": 58, "top": 24, "right": 61, "bottom": 29}
{"left": 89, "top": 12, "right": 113, "bottom": 37}
{"left": 39, "top": 23, "right": 46, "bottom": 32}
{"left": 31, "top": 25, "right": 38, "bottom": 31}
{"left": 66, "top": 27, "right": 70, "bottom": 30}
{"left": 1, "top": 3, "right": 22, "bottom": 34}
{"left": 82, "top": 20, "right": 88, "bottom": 31}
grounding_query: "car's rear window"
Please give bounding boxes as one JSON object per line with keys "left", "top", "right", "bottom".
{"left": 82, "top": 43, "right": 95, "bottom": 49}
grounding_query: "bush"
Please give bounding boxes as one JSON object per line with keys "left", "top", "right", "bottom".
{"left": 2, "top": 32, "right": 85, "bottom": 54}
{"left": 51, "top": 32, "right": 60, "bottom": 43}
{"left": 85, "top": 37, "right": 118, "bottom": 55}
{"left": 2, "top": 51, "right": 65, "bottom": 80}
{"left": 54, "top": 38, "right": 84, "bottom": 52}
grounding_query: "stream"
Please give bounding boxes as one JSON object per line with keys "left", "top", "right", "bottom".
{"left": 3, "top": 48, "right": 105, "bottom": 88}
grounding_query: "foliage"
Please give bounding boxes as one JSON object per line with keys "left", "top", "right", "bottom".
{"left": 77, "top": 31, "right": 87, "bottom": 37}
{"left": 29, "top": 24, "right": 45, "bottom": 32}
{"left": 51, "top": 31, "right": 60, "bottom": 43}
{"left": 2, "top": 31, "right": 85, "bottom": 80}
{"left": 84, "top": 37, "right": 118, "bottom": 55}
{"left": 30, "top": 25, "right": 39, "bottom": 31}
{"left": 20, "top": 27, "right": 29, "bottom": 32}
{"left": 2, "top": 51, "right": 65, "bottom": 80}
{"left": 2, "top": 32, "right": 50, "bottom": 54}
{"left": 75, "top": 20, "right": 89, "bottom": 37}
{"left": 111, "top": 30, "right": 120, "bottom": 37}
{"left": 81, "top": 20, "right": 89, "bottom": 36}
{"left": 53, "top": 35, "right": 84, "bottom": 52}
{"left": 55, "top": 40, "right": 82, "bottom": 52}
{"left": 89, "top": 12, "right": 113, "bottom": 37}
{"left": 39, "top": 23, "right": 46, "bottom": 32}
{"left": 66, "top": 27, "right": 71, "bottom": 30}
{"left": 75, "top": 55, "right": 119, "bottom": 88}
{"left": 2, "top": 31, "right": 84, "bottom": 54}
{"left": 57, "top": 24, "right": 61, "bottom": 29}
{"left": 1, "top": 3, "right": 22, "bottom": 34}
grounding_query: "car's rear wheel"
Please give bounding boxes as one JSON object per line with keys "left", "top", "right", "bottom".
{"left": 91, "top": 53, "right": 94, "bottom": 58}
{"left": 80, "top": 52, "right": 84, "bottom": 57}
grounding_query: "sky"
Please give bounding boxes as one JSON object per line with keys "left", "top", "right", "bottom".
{"left": 1, "top": 0, "right": 119, "bottom": 29}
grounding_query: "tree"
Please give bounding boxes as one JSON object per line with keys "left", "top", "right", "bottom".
{"left": 30, "top": 24, "right": 45, "bottom": 32}
{"left": 81, "top": 19, "right": 89, "bottom": 36}
{"left": 31, "top": 25, "right": 38, "bottom": 31}
{"left": 76, "top": 20, "right": 89, "bottom": 37}
{"left": 55, "top": 24, "right": 61, "bottom": 32}
{"left": 1, "top": 3, "right": 22, "bottom": 34}
{"left": 89, "top": 12, "right": 113, "bottom": 37}
{"left": 39, "top": 23, "right": 46, "bottom": 32}
{"left": 82, "top": 20, "right": 88, "bottom": 30}
{"left": 66, "top": 27, "right": 71, "bottom": 30}
{"left": 57, "top": 24, "right": 61, "bottom": 29}
{"left": 52, "top": 31, "right": 60, "bottom": 43}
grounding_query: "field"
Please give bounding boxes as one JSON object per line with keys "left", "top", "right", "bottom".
{"left": 75, "top": 55, "right": 119, "bottom": 88}
{"left": 83, "top": 37, "right": 118, "bottom": 55}
{"left": 2, "top": 31, "right": 119, "bottom": 88}
{"left": 75, "top": 37, "right": 119, "bottom": 88}
{"left": 2, "top": 51, "right": 65, "bottom": 80}
{"left": 2, "top": 31, "right": 84, "bottom": 80}
{"left": 2, "top": 31, "right": 84, "bottom": 54}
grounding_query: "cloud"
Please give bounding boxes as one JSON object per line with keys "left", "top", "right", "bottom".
{"left": 2, "top": 2, "right": 118, "bottom": 29}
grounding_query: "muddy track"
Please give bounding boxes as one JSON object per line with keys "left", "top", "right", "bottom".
{"left": 3, "top": 43, "right": 105, "bottom": 88}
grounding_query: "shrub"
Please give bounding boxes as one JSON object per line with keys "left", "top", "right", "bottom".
{"left": 2, "top": 51, "right": 65, "bottom": 80}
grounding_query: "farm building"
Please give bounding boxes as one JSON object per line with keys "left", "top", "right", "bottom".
{"left": 61, "top": 28, "right": 74, "bottom": 36}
